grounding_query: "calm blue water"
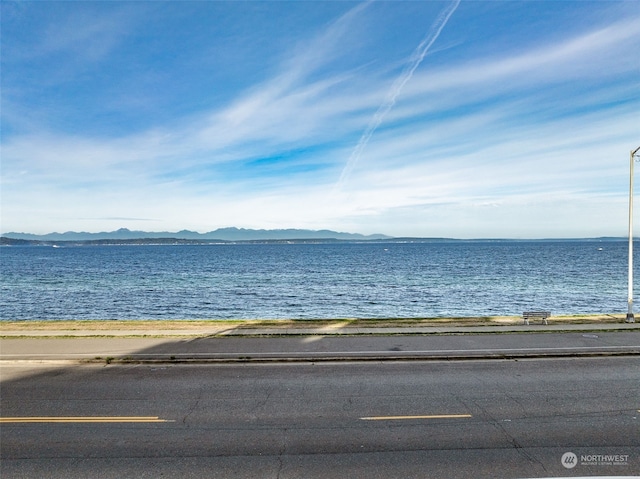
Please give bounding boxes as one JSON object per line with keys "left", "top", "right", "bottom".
{"left": 0, "top": 241, "right": 637, "bottom": 320}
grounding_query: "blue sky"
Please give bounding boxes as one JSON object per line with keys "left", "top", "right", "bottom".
{"left": 1, "top": 0, "right": 639, "bottom": 238}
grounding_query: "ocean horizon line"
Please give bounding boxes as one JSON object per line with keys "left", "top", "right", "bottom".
{"left": 1, "top": 236, "right": 636, "bottom": 247}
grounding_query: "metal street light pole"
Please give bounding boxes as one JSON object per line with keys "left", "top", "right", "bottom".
{"left": 627, "top": 146, "right": 640, "bottom": 323}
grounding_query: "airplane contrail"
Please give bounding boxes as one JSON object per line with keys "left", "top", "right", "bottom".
{"left": 334, "top": 0, "right": 461, "bottom": 192}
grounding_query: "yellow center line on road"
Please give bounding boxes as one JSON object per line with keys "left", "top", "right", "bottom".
{"left": 360, "top": 414, "right": 472, "bottom": 421}
{"left": 0, "top": 416, "right": 173, "bottom": 423}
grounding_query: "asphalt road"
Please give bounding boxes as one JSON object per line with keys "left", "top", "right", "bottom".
{"left": 1, "top": 357, "right": 639, "bottom": 478}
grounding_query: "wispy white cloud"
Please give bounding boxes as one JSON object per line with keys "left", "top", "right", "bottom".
{"left": 372, "top": 16, "right": 640, "bottom": 126}
{"left": 40, "top": 13, "right": 131, "bottom": 62}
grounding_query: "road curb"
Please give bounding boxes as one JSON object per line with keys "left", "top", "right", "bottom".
{"left": 3, "top": 349, "right": 637, "bottom": 366}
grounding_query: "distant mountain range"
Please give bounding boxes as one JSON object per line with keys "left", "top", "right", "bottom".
{"left": 1, "top": 228, "right": 633, "bottom": 246}
{"left": 1, "top": 227, "right": 391, "bottom": 242}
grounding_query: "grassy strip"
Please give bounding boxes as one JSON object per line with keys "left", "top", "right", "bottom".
{"left": 0, "top": 314, "right": 627, "bottom": 331}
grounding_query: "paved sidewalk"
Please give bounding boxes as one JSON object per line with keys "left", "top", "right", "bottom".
{"left": 1, "top": 321, "right": 639, "bottom": 363}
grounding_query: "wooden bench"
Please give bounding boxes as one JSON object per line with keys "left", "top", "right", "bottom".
{"left": 523, "top": 311, "right": 550, "bottom": 325}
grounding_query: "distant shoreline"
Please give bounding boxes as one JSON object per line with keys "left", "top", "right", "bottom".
{"left": 0, "top": 226, "right": 634, "bottom": 245}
